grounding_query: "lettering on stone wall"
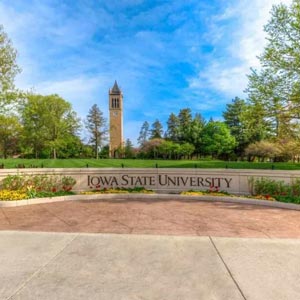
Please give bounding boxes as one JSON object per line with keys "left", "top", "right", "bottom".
{"left": 87, "top": 175, "right": 233, "bottom": 189}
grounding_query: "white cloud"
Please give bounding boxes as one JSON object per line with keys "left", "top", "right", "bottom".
{"left": 189, "top": 0, "right": 293, "bottom": 98}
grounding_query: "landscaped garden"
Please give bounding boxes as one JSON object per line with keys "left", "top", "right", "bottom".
{"left": 1, "top": 173, "right": 300, "bottom": 205}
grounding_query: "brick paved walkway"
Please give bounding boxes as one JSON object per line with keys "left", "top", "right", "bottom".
{"left": 1, "top": 199, "right": 300, "bottom": 238}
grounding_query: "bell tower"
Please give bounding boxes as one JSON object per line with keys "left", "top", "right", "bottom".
{"left": 109, "top": 80, "right": 123, "bottom": 158}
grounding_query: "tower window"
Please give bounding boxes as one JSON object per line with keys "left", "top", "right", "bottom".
{"left": 111, "top": 98, "right": 120, "bottom": 109}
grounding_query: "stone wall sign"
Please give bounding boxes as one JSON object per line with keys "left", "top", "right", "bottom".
{"left": 1, "top": 168, "right": 300, "bottom": 195}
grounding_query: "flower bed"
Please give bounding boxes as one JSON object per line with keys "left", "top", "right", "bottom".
{"left": 181, "top": 190, "right": 231, "bottom": 197}
{"left": 249, "top": 177, "right": 300, "bottom": 204}
{"left": 0, "top": 174, "right": 76, "bottom": 201}
{"left": 80, "top": 187, "right": 155, "bottom": 195}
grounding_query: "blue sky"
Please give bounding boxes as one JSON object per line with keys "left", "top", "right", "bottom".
{"left": 0, "top": 0, "right": 291, "bottom": 145}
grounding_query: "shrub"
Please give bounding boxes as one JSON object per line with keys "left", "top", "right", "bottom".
{"left": 249, "top": 177, "right": 288, "bottom": 196}
{"left": 291, "top": 178, "right": 300, "bottom": 196}
{"left": 1, "top": 175, "right": 25, "bottom": 191}
{"left": 249, "top": 177, "right": 300, "bottom": 204}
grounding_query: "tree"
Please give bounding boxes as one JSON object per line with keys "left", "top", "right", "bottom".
{"left": 124, "top": 138, "right": 135, "bottom": 158}
{"left": 246, "top": 69, "right": 295, "bottom": 139}
{"left": 178, "top": 108, "right": 192, "bottom": 142}
{"left": 187, "top": 113, "right": 205, "bottom": 155}
{"left": 139, "top": 138, "right": 164, "bottom": 159}
{"left": 0, "top": 25, "right": 21, "bottom": 113}
{"left": 241, "top": 99, "right": 273, "bottom": 144}
{"left": 178, "top": 143, "right": 195, "bottom": 159}
{"left": 158, "top": 140, "right": 176, "bottom": 159}
{"left": 201, "top": 121, "right": 236, "bottom": 158}
{"left": 165, "top": 113, "right": 179, "bottom": 141}
{"left": 150, "top": 119, "right": 163, "bottom": 139}
{"left": 223, "top": 97, "right": 250, "bottom": 156}
{"left": 276, "top": 138, "right": 300, "bottom": 162}
{"left": 245, "top": 141, "right": 282, "bottom": 162}
{"left": 245, "top": 1, "right": 300, "bottom": 140}
{"left": 21, "top": 94, "right": 81, "bottom": 159}
{"left": 99, "top": 144, "right": 109, "bottom": 158}
{"left": 85, "top": 104, "right": 107, "bottom": 159}
{"left": 0, "top": 114, "right": 22, "bottom": 158}
{"left": 137, "top": 121, "right": 150, "bottom": 146}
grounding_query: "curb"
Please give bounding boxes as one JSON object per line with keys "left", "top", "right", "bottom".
{"left": 0, "top": 193, "right": 300, "bottom": 211}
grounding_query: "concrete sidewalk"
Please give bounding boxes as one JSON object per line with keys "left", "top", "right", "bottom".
{"left": 1, "top": 231, "right": 300, "bottom": 300}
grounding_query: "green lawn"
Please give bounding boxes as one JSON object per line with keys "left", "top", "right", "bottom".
{"left": 1, "top": 158, "right": 300, "bottom": 170}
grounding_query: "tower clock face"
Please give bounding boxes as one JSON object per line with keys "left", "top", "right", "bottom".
{"left": 113, "top": 111, "right": 118, "bottom": 116}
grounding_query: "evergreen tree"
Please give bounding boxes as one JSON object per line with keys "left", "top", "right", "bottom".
{"left": 178, "top": 108, "right": 192, "bottom": 142}
{"left": 223, "top": 97, "right": 249, "bottom": 156}
{"left": 150, "top": 119, "right": 164, "bottom": 139}
{"left": 165, "top": 113, "right": 179, "bottom": 141}
{"left": 124, "top": 138, "right": 135, "bottom": 158}
{"left": 187, "top": 113, "right": 205, "bottom": 155}
{"left": 85, "top": 104, "right": 107, "bottom": 159}
{"left": 137, "top": 121, "right": 150, "bottom": 146}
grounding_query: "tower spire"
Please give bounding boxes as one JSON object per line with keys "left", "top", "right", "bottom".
{"left": 111, "top": 80, "right": 121, "bottom": 94}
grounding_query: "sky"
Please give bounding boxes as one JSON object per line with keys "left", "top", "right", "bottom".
{"left": 0, "top": 0, "right": 292, "bottom": 145}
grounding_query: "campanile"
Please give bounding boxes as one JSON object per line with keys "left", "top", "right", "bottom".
{"left": 109, "top": 81, "right": 123, "bottom": 157}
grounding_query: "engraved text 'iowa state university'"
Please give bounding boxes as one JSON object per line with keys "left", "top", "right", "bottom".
{"left": 88, "top": 175, "right": 232, "bottom": 189}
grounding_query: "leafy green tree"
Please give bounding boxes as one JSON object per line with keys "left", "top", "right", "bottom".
{"left": 0, "top": 25, "right": 21, "bottom": 113}
{"left": 150, "top": 119, "right": 163, "bottom": 139}
{"left": 85, "top": 104, "right": 107, "bottom": 159}
{"left": 137, "top": 121, "right": 150, "bottom": 146}
{"left": 99, "top": 144, "right": 109, "bottom": 158}
{"left": 21, "top": 94, "right": 48, "bottom": 158}
{"left": 178, "top": 143, "right": 195, "bottom": 159}
{"left": 0, "top": 114, "right": 22, "bottom": 158}
{"left": 201, "top": 121, "right": 236, "bottom": 158}
{"left": 158, "top": 140, "right": 176, "bottom": 159}
{"left": 21, "top": 94, "right": 81, "bottom": 159}
{"left": 53, "top": 135, "right": 84, "bottom": 158}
